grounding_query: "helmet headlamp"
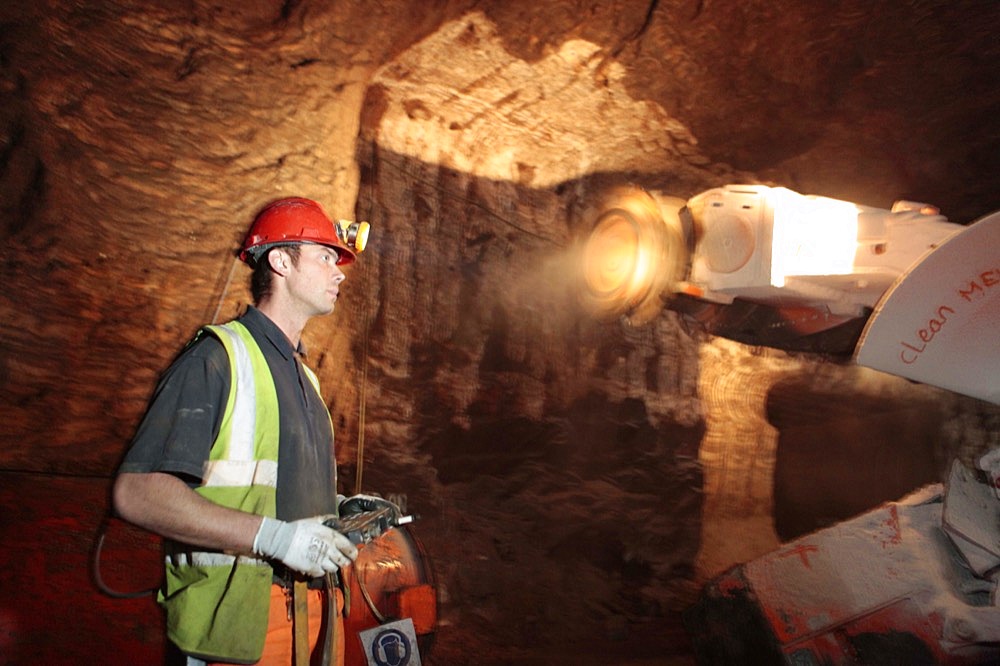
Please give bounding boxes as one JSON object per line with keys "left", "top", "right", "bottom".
{"left": 337, "top": 219, "right": 371, "bottom": 255}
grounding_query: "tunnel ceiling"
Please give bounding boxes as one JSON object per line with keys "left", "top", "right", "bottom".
{"left": 2, "top": 0, "right": 1000, "bottom": 661}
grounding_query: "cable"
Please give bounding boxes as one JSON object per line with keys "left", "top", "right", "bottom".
{"left": 354, "top": 309, "right": 370, "bottom": 496}
{"left": 351, "top": 152, "right": 394, "bottom": 626}
{"left": 355, "top": 145, "right": 377, "bottom": 496}
{"left": 353, "top": 562, "right": 390, "bottom": 625}
{"left": 90, "top": 516, "right": 158, "bottom": 599}
{"left": 210, "top": 256, "right": 240, "bottom": 326}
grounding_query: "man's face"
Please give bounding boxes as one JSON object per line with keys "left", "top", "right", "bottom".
{"left": 284, "top": 243, "right": 346, "bottom": 317}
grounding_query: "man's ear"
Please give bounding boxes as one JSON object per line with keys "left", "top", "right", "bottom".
{"left": 267, "top": 247, "right": 292, "bottom": 277}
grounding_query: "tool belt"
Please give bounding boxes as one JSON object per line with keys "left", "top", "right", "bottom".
{"left": 270, "top": 565, "right": 343, "bottom": 666}
{"left": 272, "top": 564, "right": 335, "bottom": 590}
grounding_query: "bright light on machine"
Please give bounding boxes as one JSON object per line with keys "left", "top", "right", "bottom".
{"left": 580, "top": 183, "right": 963, "bottom": 328}
{"left": 684, "top": 184, "right": 963, "bottom": 315}
{"left": 579, "top": 186, "right": 686, "bottom": 323}
{"left": 768, "top": 187, "right": 859, "bottom": 287}
{"left": 582, "top": 209, "right": 653, "bottom": 300}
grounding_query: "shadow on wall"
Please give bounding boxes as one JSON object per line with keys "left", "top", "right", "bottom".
{"left": 416, "top": 391, "right": 705, "bottom": 658}
{"left": 350, "top": 139, "right": 711, "bottom": 656}
{"left": 767, "top": 376, "right": 945, "bottom": 541}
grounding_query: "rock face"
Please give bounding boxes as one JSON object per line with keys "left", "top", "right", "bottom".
{"left": 1, "top": 1, "right": 999, "bottom": 663}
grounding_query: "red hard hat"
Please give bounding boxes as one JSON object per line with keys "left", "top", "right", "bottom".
{"left": 240, "top": 197, "right": 358, "bottom": 265}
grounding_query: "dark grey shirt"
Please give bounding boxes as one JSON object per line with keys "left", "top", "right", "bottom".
{"left": 120, "top": 306, "right": 338, "bottom": 520}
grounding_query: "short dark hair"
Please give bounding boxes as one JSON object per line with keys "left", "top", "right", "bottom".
{"left": 250, "top": 244, "right": 301, "bottom": 303}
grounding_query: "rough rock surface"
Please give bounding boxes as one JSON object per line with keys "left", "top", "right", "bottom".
{"left": 2, "top": 1, "right": 999, "bottom": 663}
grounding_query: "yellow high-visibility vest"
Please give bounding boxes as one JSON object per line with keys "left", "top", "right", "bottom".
{"left": 159, "top": 319, "right": 318, "bottom": 663}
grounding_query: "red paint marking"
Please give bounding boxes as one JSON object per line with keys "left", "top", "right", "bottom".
{"left": 898, "top": 305, "right": 954, "bottom": 364}
{"left": 900, "top": 267, "right": 1000, "bottom": 364}
{"left": 777, "top": 543, "right": 819, "bottom": 568}
{"left": 882, "top": 504, "right": 902, "bottom": 547}
{"left": 716, "top": 572, "right": 747, "bottom": 597}
{"left": 958, "top": 269, "right": 1000, "bottom": 302}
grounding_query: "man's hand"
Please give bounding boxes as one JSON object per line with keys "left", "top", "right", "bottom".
{"left": 339, "top": 493, "right": 401, "bottom": 520}
{"left": 252, "top": 516, "right": 358, "bottom": 578}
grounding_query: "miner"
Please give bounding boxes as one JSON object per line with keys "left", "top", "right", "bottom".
{"left": 113, "top": 197, "right": 396, "bottom": 665}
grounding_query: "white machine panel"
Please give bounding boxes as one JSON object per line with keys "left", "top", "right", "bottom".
{"left": 855, "top": 210, "right": 1000, "bottom": 405}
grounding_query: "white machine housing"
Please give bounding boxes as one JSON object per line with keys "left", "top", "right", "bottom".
{"left": 684, "top": 185, "right": 963, "bottom": 316}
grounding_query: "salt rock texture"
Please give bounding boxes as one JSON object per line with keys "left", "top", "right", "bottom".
{"left": 2, "top": 1, "right": 1000, "bottom": 664}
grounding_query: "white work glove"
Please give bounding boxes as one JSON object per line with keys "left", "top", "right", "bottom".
{"left": 252, "top": 516, "right": 358, "bottom": 578}
{"left": 339, "top": 493, "right": 401, "bottom": 520}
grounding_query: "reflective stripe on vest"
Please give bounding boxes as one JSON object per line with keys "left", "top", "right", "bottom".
{"left": 170, "top": 551, "right": 267, "bottom": 568}
{"left": 201, "top": 321, "right": 279, "bottom": 488}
